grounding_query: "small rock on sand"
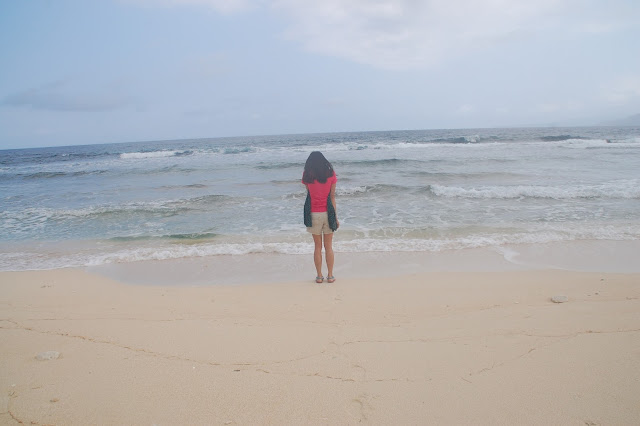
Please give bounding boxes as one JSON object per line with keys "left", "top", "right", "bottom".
{"left": 36, "top": 351, "right": 61, "bottom": 361}
{"left": 551, "top": 295, "right": 569, "bottom": 303}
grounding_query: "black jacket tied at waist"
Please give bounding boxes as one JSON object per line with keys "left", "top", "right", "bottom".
{"left": 304, "top": 191, "right": 338, "bottom": 232}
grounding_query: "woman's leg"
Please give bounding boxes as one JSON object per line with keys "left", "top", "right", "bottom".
{"left": 323, "top": 233, "right": 334, "bottom": 279}
{"left": 313, "top": 234, "right": 323, "bottom": 277}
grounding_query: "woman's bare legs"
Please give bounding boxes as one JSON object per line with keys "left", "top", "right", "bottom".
{"left": 313, "top": 234, "right": 323, "bottom": 278}
{"left": 323, "top": 233, "right": 334, "bottom": 279}
{"left": 312, "top": 232, "right": 334, "bottom": 280}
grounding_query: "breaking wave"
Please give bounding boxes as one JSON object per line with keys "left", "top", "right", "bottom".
{"left": 430, "top": 180, "right": 640, "bottom": 200}
{"left": 120, "top": 150, "right": 193, "bottom": 159}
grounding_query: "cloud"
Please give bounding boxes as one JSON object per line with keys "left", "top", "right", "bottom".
{"left": 128, "top": 0, "right": 637, "bottom": 70}
{"left": 272, "top": 0, "right": 566, "bottom": 69}
{"left": 125, "top": 0, "right": 255, "bottom": 14}
{"left": 457, "top": 104, "right": 474, "bottom": 114}
{"left": 184, "top": 53, "right": 233, "bottom": 78}
{"left": 3, "top": 81, "right": 130, "bottom": 112}
{"left": 603, "top": 75, "right": 640, "bottom": 104}
{"left": 537, "top": 100, "right": 584, "bottom": 114}
{"left": 272, "top": 0, "right": 640, "bottom": 70}
{"left": 563, "top": 1, "right": 640, "bottom": 35}
{"left": 321, "top": 98, "right": 348, "bottom": 107}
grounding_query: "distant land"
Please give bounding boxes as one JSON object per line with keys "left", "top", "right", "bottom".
{"left": 602, "top": 113, "right": 640, "bottom": 126}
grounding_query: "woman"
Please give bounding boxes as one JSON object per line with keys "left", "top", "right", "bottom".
{"left": 302, "top": 151, "right": 339, "bottom": 283}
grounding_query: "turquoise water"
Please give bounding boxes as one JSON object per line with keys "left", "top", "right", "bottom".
{"left": 1, "top": 127, "right": 639, "bottom": 270}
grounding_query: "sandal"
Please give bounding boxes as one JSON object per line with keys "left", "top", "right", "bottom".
{"left": 315, "top": 276, "right": 324, "bottom": 283}
{"left": 327, "top": 276, "right": 336, "bottom": 283}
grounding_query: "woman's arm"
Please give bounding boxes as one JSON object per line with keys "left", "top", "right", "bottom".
{"left": 330, "top": 182, "right": 339, "bottom": 228}
{"left": 330, "top": 183, "right": 337, "bottom": 212}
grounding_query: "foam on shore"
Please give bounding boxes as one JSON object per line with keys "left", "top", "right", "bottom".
{"left": 88, "top": 239, "right": 640, "bottom": 286}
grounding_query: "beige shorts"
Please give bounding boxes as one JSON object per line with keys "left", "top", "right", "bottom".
{"left": 306, "top": 212, "right": 334, "bottom": 235}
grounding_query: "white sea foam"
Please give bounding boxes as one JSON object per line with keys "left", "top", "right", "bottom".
{"left": 273, "top": 137, "right": 595, "bottom": 154}
{"left": 336, "top": 185, "right": 370, "bottom": 196}
{"left": 0, "top": 195, "right": 230, "bottom": 222}
{"left": 430, "top": 180, "right": 640, "bottom": 199}
{"left": 112, "top": 135, "right": 634, "bottom": 162}
{"left": 604, "top": 137, "right": 640, "bottom": 148}
{"left": 2, "top": 223, "right": 638, "bottom": 272}
{"left": 559, "top": 138, "right": 616, "bottom": 148}
{"left": 493, "top": 246, "right": 523, "bottom": 264}
{"left": 120, "top": 150, "right": 183, "bottom": 159}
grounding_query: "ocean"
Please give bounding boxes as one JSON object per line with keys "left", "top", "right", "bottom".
{"left": 1, "top": 126, "right": 639, "bottom": 272}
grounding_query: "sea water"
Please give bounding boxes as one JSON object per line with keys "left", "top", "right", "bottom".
{"left": 1, "top": 127, "right": 639, "bottom": 271}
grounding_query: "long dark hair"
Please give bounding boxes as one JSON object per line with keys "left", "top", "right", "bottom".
{"left": 303, "top": 151, "right": 334, "bottom": 184}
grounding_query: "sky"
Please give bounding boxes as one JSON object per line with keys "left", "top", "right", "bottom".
{"left": 1, "top": 0, "right": 639, "bottom": 149}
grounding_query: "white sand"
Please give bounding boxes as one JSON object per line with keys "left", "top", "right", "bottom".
{"left": 1, "top": 264, "right": 639, "bottom": 424}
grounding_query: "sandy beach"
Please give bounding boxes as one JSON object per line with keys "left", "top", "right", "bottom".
{"left": 1, "top": 256, "right": 639, "bottom": 425}
{"left": 3, "top": 0, "right": 640, "bottom": 423}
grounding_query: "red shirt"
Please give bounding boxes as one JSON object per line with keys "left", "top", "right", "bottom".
{"left": 303, "top": 172, "right": 337, "bottom": 213}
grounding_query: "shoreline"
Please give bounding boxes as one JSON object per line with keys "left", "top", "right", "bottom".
{"left": 86, "top": 239, "right": 640, "bottom": 286}
{"left": 3, "top": 236, "right": 640, "bottom": 279}
{"left": 1, "top": 265, "right": 639, "bottom": 424}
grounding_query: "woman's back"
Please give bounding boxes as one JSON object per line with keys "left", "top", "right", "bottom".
{"left": 304, "top": 171, "right": 337, "bottom": 212}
